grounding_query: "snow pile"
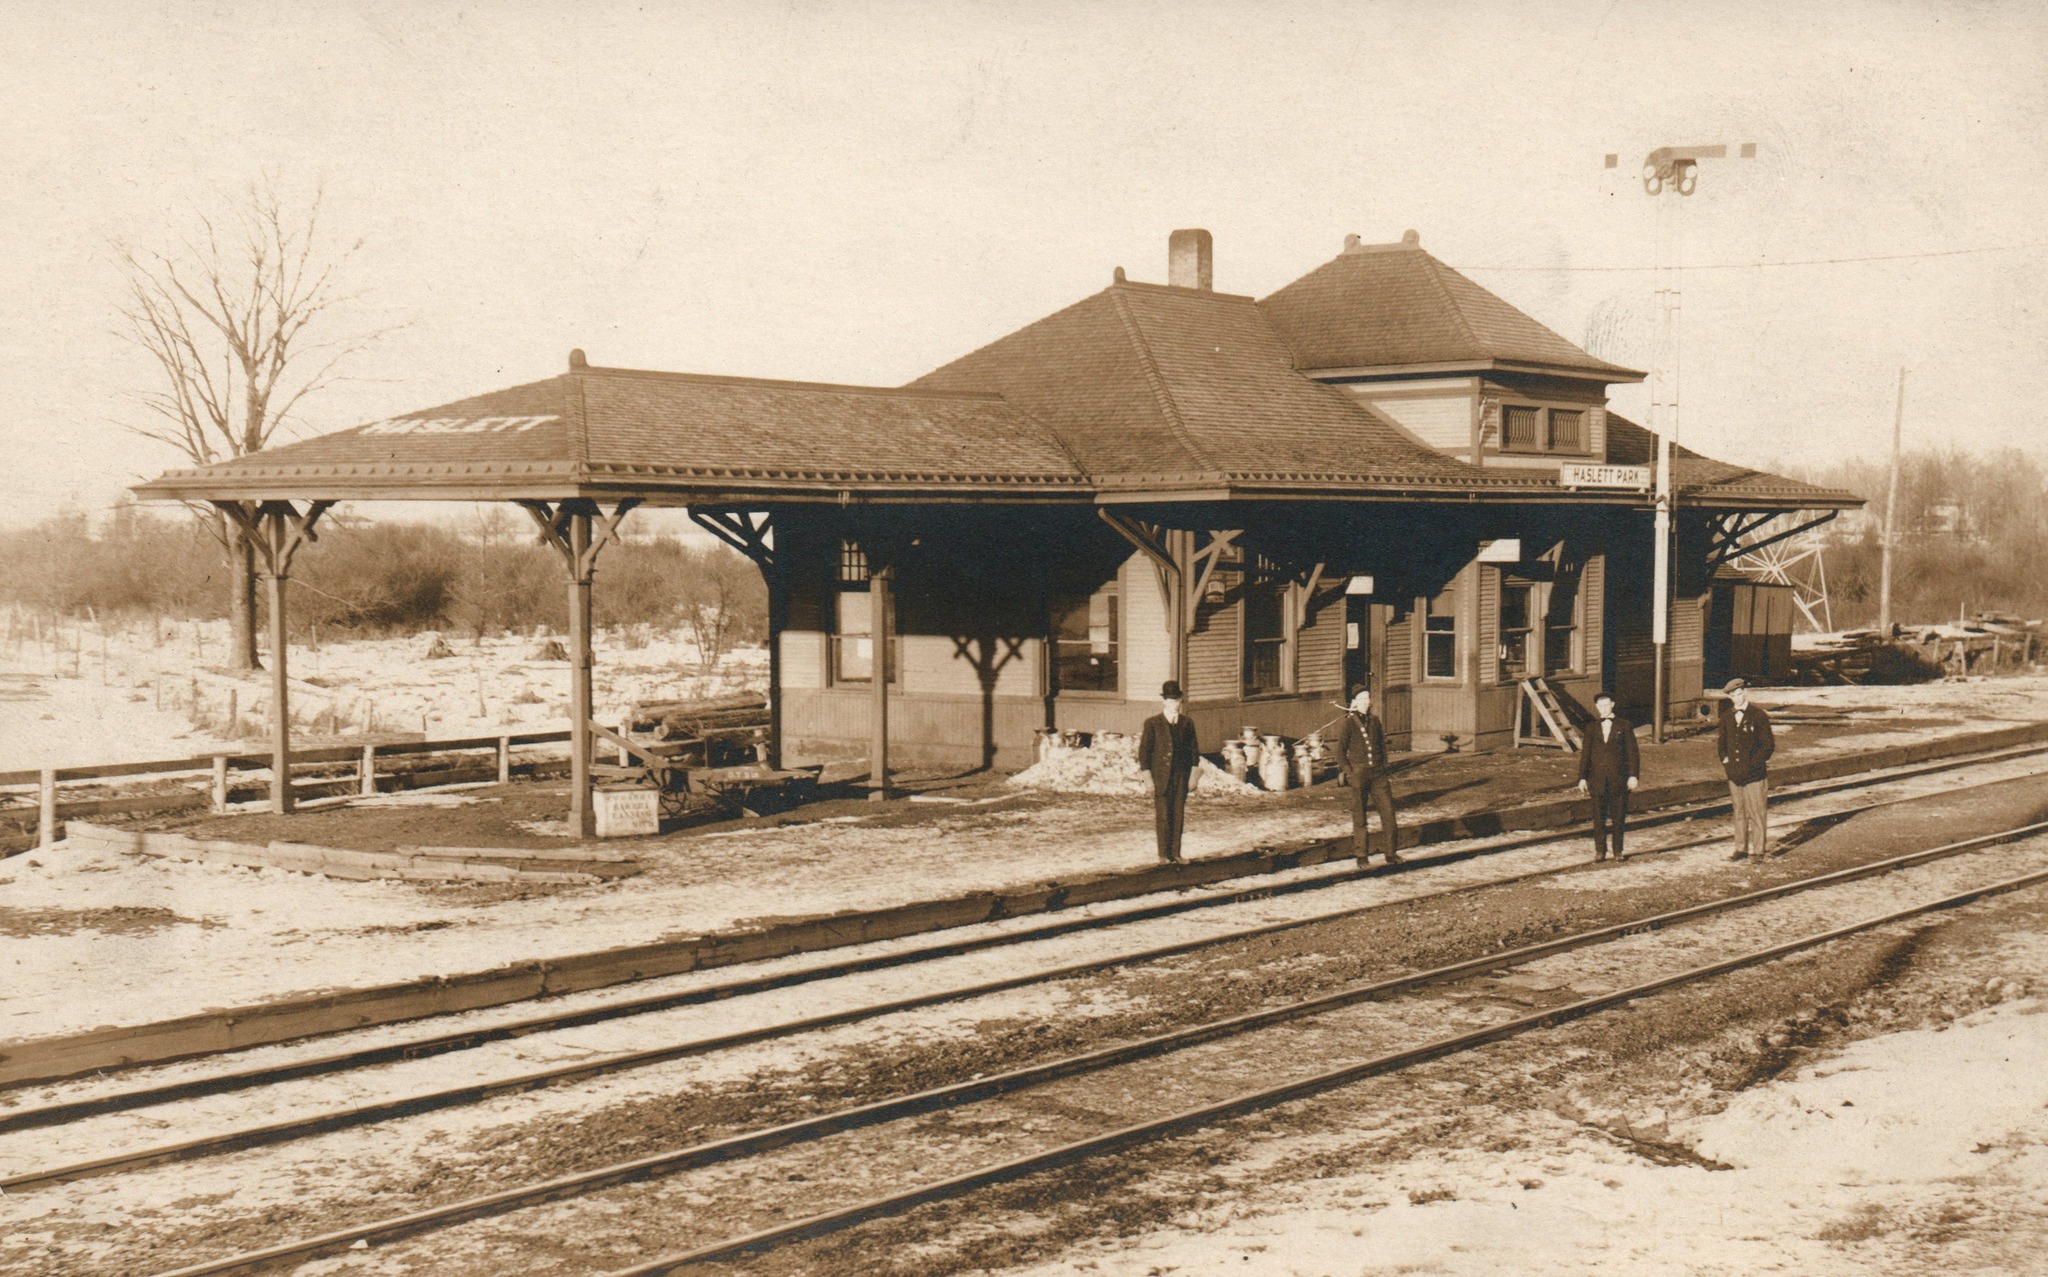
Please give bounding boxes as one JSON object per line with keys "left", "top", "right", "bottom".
{"left": 1006, "top": 746, "right": 1150, "bottom": 796}
{"left": 1192, "top": 757, "right": 1262, "bottom": 797}
{"left": 1007, "top": 750, "right": 1265, "bottom": 798}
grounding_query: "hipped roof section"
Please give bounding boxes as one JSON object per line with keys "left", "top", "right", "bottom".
{"left": 131, "top": 367, "right": 1092, "bottom": 504}
{"left": 1260, "top": 238, "right": 1644, "bottom": 380}
{"left": 909, "top": 280, "right": 1538, "bottom": 494}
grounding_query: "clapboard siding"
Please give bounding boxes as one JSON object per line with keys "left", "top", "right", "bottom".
{"left": 1341, "top": 384, "right": 1475, "bottom": 453}
{"left": 1296, "top": 589, "right": 1344, "bottom": 695}
{"left": 1122, "top": 553, "right": 1171, "bottom": 696}
{"left": 1384, "top": 598, "right": 1413, "bottom": 686}
{"left": 1187, "top": 593, "right": 1240, "bottom": 702}
{"left": 783, "top": 688, "right": 1046, "bottom": 771}
{"left": 780, "top": 630, "right": 828, "bottom": 690}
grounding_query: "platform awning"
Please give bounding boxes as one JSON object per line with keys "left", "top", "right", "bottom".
{"left": 132, "top": 359, "right": 1094, "bottom": 506}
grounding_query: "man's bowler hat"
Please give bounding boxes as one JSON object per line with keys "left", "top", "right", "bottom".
{"left": 1161, "top": 680, "right": 1184, "bottom": 700}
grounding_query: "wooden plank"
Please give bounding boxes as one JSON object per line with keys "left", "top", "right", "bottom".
{"left": 399, "top": 844, "right": 640, "bottom": 864}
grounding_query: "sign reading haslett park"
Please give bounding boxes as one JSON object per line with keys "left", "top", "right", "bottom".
{"left": 1558, "top": 462, "right": 1651, "bottom": 491}
{"left": 360, "top": 415, "right": 559, "bottom": 435}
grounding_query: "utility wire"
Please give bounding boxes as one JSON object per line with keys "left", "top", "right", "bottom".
{"left": 1453, "top": 240, "right": 2048, "bottom": 273}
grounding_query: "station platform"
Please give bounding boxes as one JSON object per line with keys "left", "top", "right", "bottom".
{"left": 5, "top": 700, "right": 2048, "bottom": 1087}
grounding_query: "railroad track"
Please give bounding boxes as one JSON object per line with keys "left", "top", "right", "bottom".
{"left": 129, "top": 812, "right": 2048, "bottom": 1277}
{"left": 6, "top": 744, "right": 2047, "bottom": 1201}
{"left": 10, "top": 736, "right": 2045, "bottom": 1132}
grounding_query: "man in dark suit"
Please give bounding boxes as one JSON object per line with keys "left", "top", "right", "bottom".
{"left": 1337, "top": 686, "right": 1403, "bottom": 867}
{"left": 1575, "top": 691, "right": 1640, "bottom": 862}
{"left": 1137, "top": 680, "right": 1200, "bottom": 864}
{"left": 1718, "top": 678, "right": 1775, "bottom": 859}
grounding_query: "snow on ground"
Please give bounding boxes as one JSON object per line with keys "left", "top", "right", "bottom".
{"left": 1000, "top": 927, "right": 2048, "bottom": 1277}
{"left": 1762, "top": 671, "right": 2048, "bottom": 723}
{"left": 8, "top": 741, "right": 2048, "bottom": 1060}
{"left": 0, "top": 615, "right": 765, "bottom": 774}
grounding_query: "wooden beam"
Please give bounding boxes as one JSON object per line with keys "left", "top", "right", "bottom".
{"left": 1098, "top": 510, "right": 1184, "bottom": 685}
{"left": 514, "top": 499, "right": 639, "bottom": 835}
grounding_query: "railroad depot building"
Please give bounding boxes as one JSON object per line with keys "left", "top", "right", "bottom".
{"left": 139, "top": 230, "right": 1860, "bottom": 775}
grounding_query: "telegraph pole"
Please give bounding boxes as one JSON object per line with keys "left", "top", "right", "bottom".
{"left": 1879, "top": 367, "right": 1906, "bottom": 636}
{"left": 1615, "top": 142, "right": 1755, "bottom": 742}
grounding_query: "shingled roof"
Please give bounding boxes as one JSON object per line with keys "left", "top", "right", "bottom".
{"left": 1603, "top": 414, "right": 1862, "bottom": 507}
{"left": 136, "top": 234, "right": 1854, "bottom": 513}
{"left": 1259, "top": 235, "right": 1643, "bottom": 380}
{"left": 909, "top": 280, "right": 1545, "bottom": 494}
{"left": 132, "top": 365, "right": 1089, "bottom": 503}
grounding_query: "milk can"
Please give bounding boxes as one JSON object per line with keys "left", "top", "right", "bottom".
{"left": 1292, "top": 739, "right": 1316, "bottom": 787}
{"left": 1222, "top": 738, "right": 1249, "bottom": 781}
{"left": 1257, "top": 734, "right": 1291, "bottom": 791}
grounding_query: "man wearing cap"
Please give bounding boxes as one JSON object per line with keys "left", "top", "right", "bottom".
{"left": 1718, "top": 678, "right": 1775, "bottom": 859}
{"left": 1137, "top": 680, "right": 1200, "bottom": 864}
{"left": 1337, "top": 685, "right": 1403, "bottom": 866}
{"left": 1576, "top": 691, "right": 1640, "bottom": 862}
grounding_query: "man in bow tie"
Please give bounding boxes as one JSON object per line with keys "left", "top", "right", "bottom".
{"left": 1575, "top": 691, "right": 1640, "bottom": 862}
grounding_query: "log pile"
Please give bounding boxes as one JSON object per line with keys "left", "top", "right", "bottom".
{"left": 627, "top": 694, "right": 770, "bottom": 765}
{"left": 1788, "top": 619, "right": 2041, "bottom": 686}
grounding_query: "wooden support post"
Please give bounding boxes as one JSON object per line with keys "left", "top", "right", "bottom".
{"left": 870, "top": 566, "right": 892, "bottom": 801}
{"left": 213, "top": 500, "right": 330, "bottom": 818}
{"left": 38, "top": 768, "right": 56, "bottom": 849}
{"left": 359, "top": 743, "right": 377, "bottom": 796}
{"left": 497, "top": 734, "right": 512, "bottom": 784}
{"left": 520, "top": 498, "right": 636, "bottom": 838}
{"left": 267, "top": 570, "right": 293, "bottom": 814}
{"left": 567, "top": 511, "right": 595, "bottom": 836}
{"left": 212, "top": 755, "right": 230, "bottom": 812}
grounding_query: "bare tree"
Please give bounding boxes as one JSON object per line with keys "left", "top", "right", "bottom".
{"left": 116, "top": 180, "right": 378, "bottom": 670}
{"left": 680, "top": 545, "right": 765, "bottom": 674}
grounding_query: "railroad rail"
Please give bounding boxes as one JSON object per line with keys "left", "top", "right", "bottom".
{"left": 105, "top": 812, "right": 2048, "bottom": 1276}
{"left": 8, "top": 740, "right": 2045, "bottom": 1156}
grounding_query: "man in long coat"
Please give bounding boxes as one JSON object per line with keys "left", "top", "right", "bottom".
{"left": 1575, "top": 691, "right": 1640, "bottom": 862}
{"left": 1137, "top": 680, "right": 1199, "bottom": 864}
{"left": 1337, "top": 686, "right": 1403, "bottom": 867}
{"left": 1717, "top": 677, "right": 1776, "bottom": 859}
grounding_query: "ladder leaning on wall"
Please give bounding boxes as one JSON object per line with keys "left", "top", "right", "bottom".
{"left": 1515, "top": 677, "right": 1582, "bottom": 751}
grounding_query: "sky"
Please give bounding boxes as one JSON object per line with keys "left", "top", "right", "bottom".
{"left": 2, "top": 0, "right": 2044, "bottom": 527}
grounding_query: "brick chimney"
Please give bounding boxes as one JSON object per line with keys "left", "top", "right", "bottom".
{"left": 1168, "top": 229, "right": 1213, "bottom": 290}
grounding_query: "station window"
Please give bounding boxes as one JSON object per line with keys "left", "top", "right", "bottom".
{"left": 1502, "top": 405, "right": 1541, "bottom": 450}
{"left": 832, "top": 539, "right": 895, "bottom": 684}
{"left": 1498, "top": 405, "right": 1588, "bottom": 455}
{"left": 1544, "top": 561, "right": 1583, "bottom": 675}
{"left": 1050, "top": 581, "right": 1119, "bottom": 694}
{"left": 1243, "top": 578, "right": 1289, "bottom": 696}
{"left": 1498, "top": 581, "right": 1534, "bottom": 681}
{"left": 1423, "top": 587, "right": 1459, "bottom": 680}
{"left": 1549, "top": 409, "right": 1584, "bottom": 451}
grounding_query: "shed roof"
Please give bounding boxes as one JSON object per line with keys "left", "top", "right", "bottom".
{"left": 1259, "top": 237, "right": 1643, "bottom": 380}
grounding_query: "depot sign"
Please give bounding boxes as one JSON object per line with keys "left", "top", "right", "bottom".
{"left": 1559, "top": 462, "right": 1652, "bottom": 491}
{"left": 359, "top": 415, "right": 558, "bottom": 435}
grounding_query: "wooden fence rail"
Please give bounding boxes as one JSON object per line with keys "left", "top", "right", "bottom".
{"left": 2, "top": 731, "right": 572, "bottom": 852}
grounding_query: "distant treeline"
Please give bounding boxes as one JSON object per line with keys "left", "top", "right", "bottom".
{"left": 1792, "top": 447, "right": 2048, "bottom": 628}
{"left": 0, "top": 506, "right": 767, "bottom": 657}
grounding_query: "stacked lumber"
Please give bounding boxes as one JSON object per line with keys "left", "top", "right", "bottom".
{"left": 63, "top": 822, "right": 636, "bottom": 885}
{"left": 625, "top": 695, "right": 770, "bottom": 768}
